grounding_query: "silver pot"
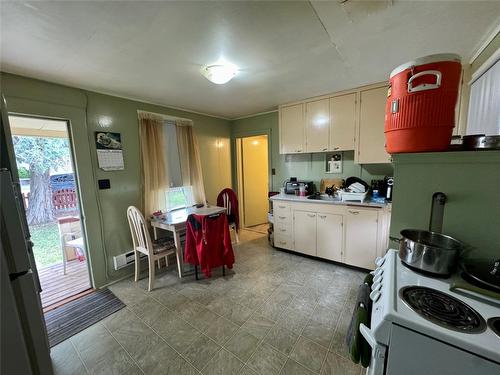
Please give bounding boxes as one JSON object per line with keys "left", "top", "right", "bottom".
{"left": 399, "top": 229, "right": 464, "bottom": 276}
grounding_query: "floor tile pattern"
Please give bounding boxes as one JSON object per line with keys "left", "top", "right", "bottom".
{"left": 51, "top": 230, "right": 365, "bottom": 374}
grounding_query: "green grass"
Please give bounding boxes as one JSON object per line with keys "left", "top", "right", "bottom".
{"left": 29, "top": 223, "right": 62, "bottom": 268}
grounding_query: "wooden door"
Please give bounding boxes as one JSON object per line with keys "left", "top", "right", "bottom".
{"left": 357, "top": 86, "right": 391, "bottom": 164}
{"left": 330, "top": 93, "right": 356, "bottom": 151}
{"left": 293, "top": 210, "right": 317, "bottom": 256}
{"left": 280, "top": 103, "right": 305, "bottom": 154}
{"left": 344, "top": 208, "right": 378, "bottom": 269}
{"left": 316, "top": 213, "right": 343, "bottom": 262}
{"left": 306, "top": 98, "right": 329, "bottom": 152}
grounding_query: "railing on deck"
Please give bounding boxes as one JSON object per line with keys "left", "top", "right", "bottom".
{"left": 22, "top": 189, "right": 78, "bottom": 210}
{"left": 52, "top": 189, "right": 78, "bottom": 210}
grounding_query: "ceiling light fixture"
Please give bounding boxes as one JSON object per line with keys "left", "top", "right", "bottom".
{"left": 201, "top": 62, "right": 238, "bottom": 85}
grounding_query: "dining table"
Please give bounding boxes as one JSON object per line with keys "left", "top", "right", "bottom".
{"left": 150, "top": 205, "right": 226, "bottom": 278}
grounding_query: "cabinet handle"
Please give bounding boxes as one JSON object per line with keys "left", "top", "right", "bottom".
{"left": 322, "top": 148, "right": 327, "bottom": 151}
{"left": 318, "top": 214, "right": 327, "bottom": 219}
{"left": 280, "top": 228, "right": 287, "bottom": 232}
{"left": 333, "top": 147, "right": 339, "bottom": 150}
{"left": 307, "top": 213, "right": 316, "bottom": 218}
{"left": 278, "top": 216, "right": 287, "bottom": 219}
{"left": 297, "top": 149, "right": 302, "bottom": 152}
{"left": 348, "top": 210, "right": 360, "bottom": 215}
{"left": 279, "top": 241, "right": 287, "bottom": 245}
{"left": 278, "top": 205, "right": 286, "bottom": 208}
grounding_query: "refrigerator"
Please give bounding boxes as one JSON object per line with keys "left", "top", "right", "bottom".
{"left": 1, "top": 95, "right": 53, "bottom": 374}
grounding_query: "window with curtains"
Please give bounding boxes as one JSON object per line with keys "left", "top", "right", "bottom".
{"left": 139, "top": 111, "right": 206, "bottom": 215}
{"left": 163, "top": 121, "right": 194, "bottom": 211}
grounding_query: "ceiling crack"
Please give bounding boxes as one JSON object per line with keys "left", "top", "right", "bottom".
{"left": 307, "top": 0, "right": 348, "bottom": 66}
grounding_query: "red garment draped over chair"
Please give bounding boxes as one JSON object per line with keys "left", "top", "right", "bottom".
{"left": 184, "top": 213, "right": 235, "bottom": 278}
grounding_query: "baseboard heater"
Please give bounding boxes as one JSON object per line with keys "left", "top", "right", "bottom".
{"left": 113, "top": 236, "right": 184, "bottom": 270}
{"left": 113, "top": 250, "right": 147, "bottom": 270}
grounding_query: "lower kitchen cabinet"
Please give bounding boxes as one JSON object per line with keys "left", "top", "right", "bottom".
{"left": 293, "top": 210, "right": 317, "bottom": 256}
{"left": 316, "top": 213, "right": 343, "bottom": 262}
{"left": 272, "top": 199, "right": 390, "bottom": 270}
{"left": 344, "top": 207, "right": 379, "bottom": 269}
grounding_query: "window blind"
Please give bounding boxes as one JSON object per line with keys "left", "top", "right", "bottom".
{"left": 466, "top": 58, "right": 500, "bottom": 135}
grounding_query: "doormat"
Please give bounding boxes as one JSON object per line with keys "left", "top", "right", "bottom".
{"left": 44, "top": 288, "right": 125, "bottom": 347}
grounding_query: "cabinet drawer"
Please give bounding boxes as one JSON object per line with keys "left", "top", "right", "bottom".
{"left": 274, "top": 234, "right": 293, "bottom": 250}
{"left": 275, "top": 222, "right": 292, "bottom": 236}
{"left": 274, "top": 203, "right": 291, "bottom": 223}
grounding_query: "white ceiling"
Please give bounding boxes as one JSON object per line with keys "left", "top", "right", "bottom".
{"left": 1, "top": 1, "right": 499, "bottom": 119}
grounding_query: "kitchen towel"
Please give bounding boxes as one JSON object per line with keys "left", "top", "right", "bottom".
{"left": 346, "top": 282, "right": 372, "bottom": 367}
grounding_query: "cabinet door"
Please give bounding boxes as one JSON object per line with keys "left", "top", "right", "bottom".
{"left": 357, "top": 87, "right": 391, "bottom": 164}
{"left": 305, "top": 98, "right": 330, "bottom": 153}
{"left": 293, "top": 210, "right": 317, "bottom": 256}
{"left": 344, "top": 208, "right": 378, "bottom": 269}
{"left": 330, "top": 93, "right": 356, "bottom": 151}
{"left": 316, "top": 213, "right": 343, "bottom": 262}
{"left": 280, "top": 103, "right": 305, "bottom": 154}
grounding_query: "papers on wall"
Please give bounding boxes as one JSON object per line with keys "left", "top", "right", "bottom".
{"left": 95, "top": 132, "right": 124, "bottom": 171}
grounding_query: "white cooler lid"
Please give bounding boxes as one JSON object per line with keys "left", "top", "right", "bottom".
{"left": 390, "top": 53, "right": 461, "bottom": 78}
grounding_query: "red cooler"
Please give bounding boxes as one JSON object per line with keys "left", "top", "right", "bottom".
{"left": 385, "top": 54, "right": 462, "bottom": 153}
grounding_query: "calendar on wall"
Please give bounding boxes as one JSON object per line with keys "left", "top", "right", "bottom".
{"left": 95, "top": 132, "right": 124, "bottom": 171}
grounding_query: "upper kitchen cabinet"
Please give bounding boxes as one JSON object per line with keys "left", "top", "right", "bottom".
{"left": 305, "top": 98, "right": 330, "bottom": 152}
{"left": 279, "top": 103, "right": 305, "bottom": 154}
{"left": 357, "top": 86, "right": 391, "bottom": 164}
{"left": 330, "top": 93, "right": 356, "bottom": 151}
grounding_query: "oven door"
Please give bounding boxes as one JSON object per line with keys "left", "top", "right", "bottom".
{"left": 360, "top": 323, "right": 387, "bottom": 375}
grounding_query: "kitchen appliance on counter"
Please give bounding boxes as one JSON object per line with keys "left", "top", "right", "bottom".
{"left": 284, "top": 178, "right": 315, "bottom": 196}
{"left": 358, "top": 249, "right": 500, "bottom": 375}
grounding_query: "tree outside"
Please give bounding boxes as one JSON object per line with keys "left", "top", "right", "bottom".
{"left": 13, "top": 136, "right": 71, "bottom": 225}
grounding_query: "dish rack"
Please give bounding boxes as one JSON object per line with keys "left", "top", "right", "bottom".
{"left": 338, "top": 190, "right": 368, "bottom": 202}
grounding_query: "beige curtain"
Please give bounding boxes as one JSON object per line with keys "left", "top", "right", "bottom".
{"left": 176, "top": 120, "right": 206, "bottom": 204}
{"left": 139, "top": 113, "right": 169, "bottom": 215}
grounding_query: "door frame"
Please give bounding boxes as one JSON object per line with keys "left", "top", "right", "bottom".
{"left": 7, "top": 112, "right": 94, "bottom": 289}
{"left": 232, "top": 129, "right": 272, "bottom": 228}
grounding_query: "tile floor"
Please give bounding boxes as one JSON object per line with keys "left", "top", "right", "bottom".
{"left": 51, "top": 230, "right": 366, "bottom": 375}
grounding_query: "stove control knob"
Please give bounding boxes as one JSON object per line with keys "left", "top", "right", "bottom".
{"left": 370, "top": 290, "right": 381, "bottom": 302}
{"left": 373, "top": 274, "right": 383, "bottom": 284}
{"left": 375, "top": 257, "right": 385, "bottom": 267}
{"left": 374, "top": 268, "right": 384, "bottom": 277}
{"left": 371, "top": 282, "right": 382, "bottom": 291}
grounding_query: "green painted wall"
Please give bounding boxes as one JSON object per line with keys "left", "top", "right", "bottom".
{"left": 230, "top": 112, "right": 393, "bottom": 192}
{"left": 1, "top": 72, "right": 231, "bottom": 287}
{"left": 389, "top": 151, "right": 500, "bottom": 260}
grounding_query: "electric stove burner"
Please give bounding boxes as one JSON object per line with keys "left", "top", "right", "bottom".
{"left": 400, "top": 286, "right": 486, "bottom": 333}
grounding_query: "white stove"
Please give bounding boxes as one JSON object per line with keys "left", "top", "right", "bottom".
{"left": 361, "top": 249, "right": 500, "bottom": 375}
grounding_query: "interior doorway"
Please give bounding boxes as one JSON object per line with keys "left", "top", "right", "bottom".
{"left": 236, "top": 134, "right": 269, "bottom": 232}
{"left": 8, "top": 115, "right": 91, "bottom": 309}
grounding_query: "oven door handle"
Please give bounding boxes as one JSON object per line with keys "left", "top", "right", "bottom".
{"left": 360, "top": 323, "right": 387, "bottom": 375}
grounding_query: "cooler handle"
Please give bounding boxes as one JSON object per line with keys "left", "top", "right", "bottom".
{"left": 407, "top": 70, "right": 442, "bottom": 93}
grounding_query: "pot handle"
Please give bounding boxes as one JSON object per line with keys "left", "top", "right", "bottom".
{"left": 389, "top": 236, "right": 401, "bottom": 243}
{"left": 408, "top": 70, "right": 442, "bottom": 93}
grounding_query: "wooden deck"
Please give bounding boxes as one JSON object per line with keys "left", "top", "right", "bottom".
{"left": 38, "top": 260, "right": 91, "bottom": 308}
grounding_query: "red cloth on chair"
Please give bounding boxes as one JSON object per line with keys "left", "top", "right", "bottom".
{"left": 184, "top": 213, "right": 235, "bottom": 278}
{"left": 216, "top": 188, "right": 240, "bottom": 231}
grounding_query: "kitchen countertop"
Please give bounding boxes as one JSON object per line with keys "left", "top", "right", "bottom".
{"left": 269, "top": 193, "right": 389, "bottom": 208}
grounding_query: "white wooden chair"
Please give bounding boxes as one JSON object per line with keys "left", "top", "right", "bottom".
{"left": 126, "top": 206, "right": 177, "bottom": 291}
{"left": 219, "top": 191, "right": 239, "bottom": 243}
